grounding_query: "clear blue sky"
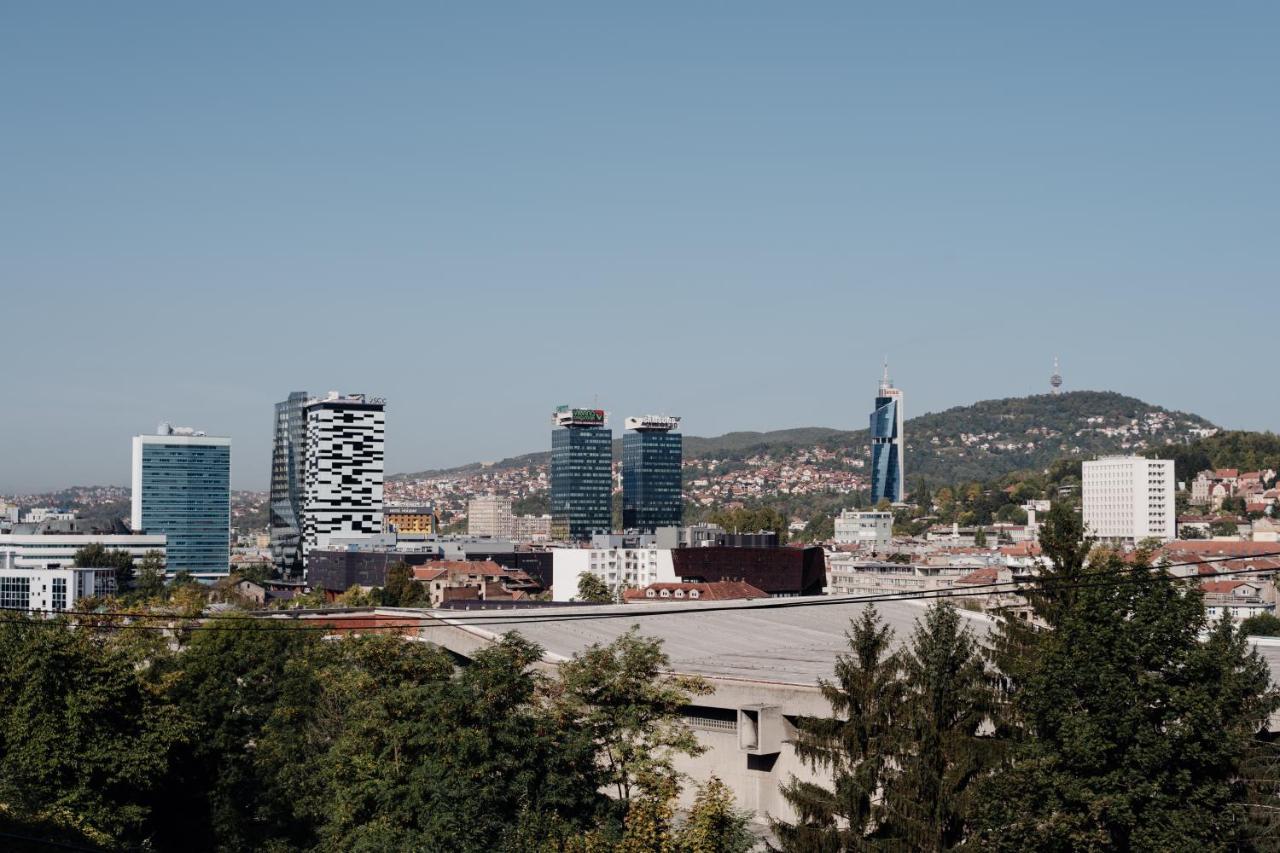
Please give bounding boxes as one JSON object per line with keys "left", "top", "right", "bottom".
{"left": 3, "top": 2, "right": 1277, "bottom": 493}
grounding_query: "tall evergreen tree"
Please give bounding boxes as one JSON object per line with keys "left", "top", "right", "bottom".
{"left": 1025, "top": 499, "right": 1091, "bottom": 626}
{"left": 972, "top": 552, "right": 1280, "bottom": 851}
{"left": 881, "top": 602, "right": 993, "bottom": 852}
{"left": 771, "top": 605, "right": 904, "bottom": 851}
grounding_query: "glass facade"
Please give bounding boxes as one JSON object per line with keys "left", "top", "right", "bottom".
{"left": 551, "top": 426, "right": 613, "bottom": 539}
{"left": 622, "top": 431, "right": 683, "bottom": 532}
{"left": 137, "top": 439, "right": 231, "bottom": 576}
{"left": 870, "top": 394, "right": 903, "bottom": 504}
{"left": 270, "top": 391, "right": 308, "bottom": 578}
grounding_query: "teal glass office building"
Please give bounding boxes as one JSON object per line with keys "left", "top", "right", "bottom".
{"left": 550, "top": 407, "right": 613, "bottom": 540}
{"left": 131, "top": 429, "right": 231, "bottom": 577}
{"left": 622, "top": 417, "right": 683, "bottom": 532}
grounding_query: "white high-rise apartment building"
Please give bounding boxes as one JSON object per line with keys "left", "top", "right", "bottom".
{"left": 467, "top": 495, "right": 513, "bottom": 538}
{"left": 1082, "top": 456, "right": 1175, "bottom": 544}
{"left": 302, "top": 392, "right": 386, "bottom": 562}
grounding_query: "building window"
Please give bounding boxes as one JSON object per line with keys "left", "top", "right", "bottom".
{"left": 0, "top": 576, "right": 30, "bottom": 610}
{"left": 52, "top": 577, "right": 67, "bottom": 612}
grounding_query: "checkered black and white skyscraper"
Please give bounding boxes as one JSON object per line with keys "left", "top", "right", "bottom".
{"left": 302, "top": 392, "right": 385, "bottom": 563}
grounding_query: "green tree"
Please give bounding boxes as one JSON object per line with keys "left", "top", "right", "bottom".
{"left": 1211, "top": 519, "right": 1240, "bottom": 537}
{"left": 513, "top": 493, "right": 551, "bottom": 516}
{"left": 972, "top": 552, "right": 1280, "bottom": 851}
{"left": 73, "top": 543, "right": 135, "bottom": 589}
{"left": 973, "top": 526, "right": 987, "bottom": 547}
{"left": 1241, "top": 612, "right": 1280, "bottom": 637}
{"left": 0, "top": 615, "right": 189, "bottom": 845}
{"left": 913, "top": 479, "right": 934, "bottom": 511}
{"left": 772, "top": 605, "right": 903, "bottom": 850}
{"left": 1221, "top": 496, "right": 1248, "bottom": 515}
{"left": 134, "top": 549, "right": 167, "bottom": 600}
{"left": 557, "top": 627, "right": 711, "bottom": 808}
{"left": 267, "top": 632, "right": 607, "bottom": 852}
{"left": 337, "top": 584, "right": 378, "bottom": 606}
{"left": 802, "top": 514, "right": 835, "bottom": 543}
{"left": 881, "top": 602, "right": 993, "bottom": 852}
{"left": 1028, "top": 501, "right": 1092, "bottom": 625}
{"left": 707, "top": 506, "right": 789, "bottom": 541}
{"left": 382, "top": 560, "right": 425, "bottom": 606}
{"left": 235, "top": 562, "right": 272, "bottom": 585}
{"left": 577, "top": 572, "right": 615, "bottom": 603}
{"left": 151, "top": 616, "right": 320, "bottom": 850}
{"left": 677, "top": 776, "right": 756, "bottom": 853}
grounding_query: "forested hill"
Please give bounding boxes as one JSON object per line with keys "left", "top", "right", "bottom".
{"left": 393, "top": 391, "right": 1217, "bottom": 486}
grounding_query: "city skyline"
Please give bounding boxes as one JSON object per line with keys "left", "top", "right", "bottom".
{"left": 0, "top": 377, "right": 1261, "bottom": 496}
{"left": 5, "top": 4, "right": 1279, "bottom": 492}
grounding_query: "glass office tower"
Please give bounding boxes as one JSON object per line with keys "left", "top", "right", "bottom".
{"left": 869, "top": 364, "right": 905, "bottom": 505}
{"left": 269, "top": 391, "right": 308, "bottom": 578}
{"left": 131, "top": 425, "right": 231, "bottom": 578}
{"left": 550, "top": 406, "right": 613, "bottom": 540}
{"left": 622, "top": 415, "right": 683, "bottom": 532}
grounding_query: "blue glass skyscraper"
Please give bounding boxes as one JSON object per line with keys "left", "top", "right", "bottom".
{"left": 550, "top": 406, "right": 613, "bottom": 540}
{"left": 869, "top": 365, "right": 905, "bottom": 505}
{"left": 131, "top": 425, "right": 231, "bottom": 578}
{"left": 622, "top": 415, "right": 683, "bottom": 532}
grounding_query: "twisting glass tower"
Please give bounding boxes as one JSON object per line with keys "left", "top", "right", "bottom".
{"left": 269, "top": 391, "right": 309, "bottom": 578}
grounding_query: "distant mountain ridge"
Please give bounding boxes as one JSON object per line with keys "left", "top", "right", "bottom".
{"left": 393, "top": 391, "right": 1217, "bottom": 486}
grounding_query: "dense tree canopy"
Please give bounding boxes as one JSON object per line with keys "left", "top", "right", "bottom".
{"left": 0, "top": 615, "right": 188, "bottom": 846}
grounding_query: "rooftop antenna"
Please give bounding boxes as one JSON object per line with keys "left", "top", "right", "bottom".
{"left": 880, "top": 356, "right": 892, "bottom": 391}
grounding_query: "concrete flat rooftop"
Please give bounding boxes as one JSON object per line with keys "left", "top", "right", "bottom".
{"left": 425, "top": 596, "right": 996, "bottom": 686}
{"left": 418, "top": 597, "right": 1280, "bottom": 703}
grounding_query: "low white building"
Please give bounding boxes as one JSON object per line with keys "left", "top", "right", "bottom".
{"left": 1082, "top": 456, "right": 1175, "bottom": 544}
{"left": 0, "top": 549, "right": 119, "bottom": 612}
{"left": 552, "top": 543, "right": 678, "bottom": 600}
{"left": 0, "top": 531, "right": 167, "bottom": 570}
{"left": 19, "top": 507, "right": 77, "bottom": 524}
{"left": 826, "top": 554, "right": 972, "bottom": 597}
{"left": 833, "top": 510, "right": 893, "bottom": 548}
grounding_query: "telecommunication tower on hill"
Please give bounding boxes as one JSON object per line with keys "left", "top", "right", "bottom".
{"left": 1050, "top": 357, "right": 1063, "bottom": 395}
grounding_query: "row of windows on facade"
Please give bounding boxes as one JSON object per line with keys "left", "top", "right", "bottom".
{"left": 0, "top": 576, "right": 66, "bottom": 611}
